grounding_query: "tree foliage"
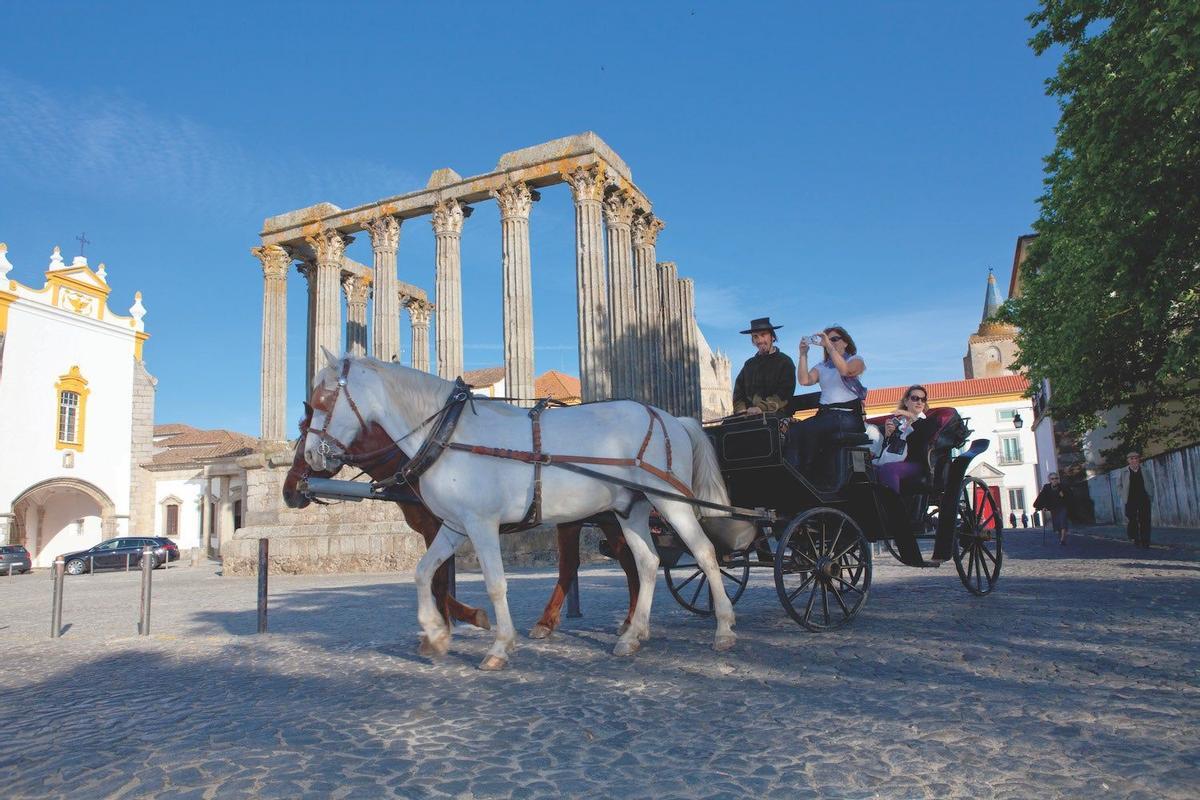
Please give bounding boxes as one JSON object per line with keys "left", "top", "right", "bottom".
{"left": 1001, "top": 0, "right": 1200, "bottom": 460}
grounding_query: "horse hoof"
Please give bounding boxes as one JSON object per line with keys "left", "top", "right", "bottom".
{"left": 528, "top": 623, "right": 553, "bottom": 640}
{"left": 616, "top": 622, "right": 631, "bottom": 637}
{"left": 613, "top": 638, "right": 642, "bottom": 657}
{"left": 713, "top": 633, "right": 736, "bottom": 652}
{"left": 418, "top": 634, "right": 450, "bottom": 658}
{"left": 479, "top": 654, "right": 508, "bottom": 671}
{"left": 474, "top": 609, "right": 492, "bottom": 631}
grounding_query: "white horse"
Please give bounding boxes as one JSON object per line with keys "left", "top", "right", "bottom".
{"left": 303, "top": 351, "right": 736, "bottom": 670}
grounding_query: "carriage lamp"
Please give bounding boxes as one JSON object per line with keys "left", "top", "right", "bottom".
{"left": 1012, "top": 411, "right": 1024, "bottom": 429}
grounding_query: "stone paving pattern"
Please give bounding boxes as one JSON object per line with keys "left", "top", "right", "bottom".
{"left": 0, "top": 530, "right": 1197, "bottom": 799}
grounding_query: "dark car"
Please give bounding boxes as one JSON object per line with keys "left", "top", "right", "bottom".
{"left": 0, "top": 545, "right": 32, "bottom": 575}
{"left": 60, "top": 537, "right": 180, "bottom": 575}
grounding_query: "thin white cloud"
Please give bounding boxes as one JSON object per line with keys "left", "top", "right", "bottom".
{"left": 0, "top": 73, "right": 416, "bottom": 218}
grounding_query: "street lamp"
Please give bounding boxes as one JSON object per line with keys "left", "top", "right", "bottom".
{"left": 1012, "top": 411, "right": 1024, "bottom": 429}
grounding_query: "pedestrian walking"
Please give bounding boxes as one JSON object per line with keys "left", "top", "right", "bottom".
{"left": 1021, "top": 511, "right": 1029, "bottom": 528}
{"left": 1034, "top": 472, "right": 1071, "bottom": 545}
{"left": 1009, "top": 511, "right": 1018, "bottom": 529}
{"left": 1119, "top": 451, "right": 1154, "bottom": 549}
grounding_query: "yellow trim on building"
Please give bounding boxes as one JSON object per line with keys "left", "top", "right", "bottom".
{"left": 134, "top": 331, "right": 150, "bottom": 361}
{"left": 0, "top": 288, "right": 15, "bottom": 332}
{"left": 54, "top": 366, "right": 90, "bottom": 452}
{"left": 864, "top": 390, "right": 1028, "bottom": 418}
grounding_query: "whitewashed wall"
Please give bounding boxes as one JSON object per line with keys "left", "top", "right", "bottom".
{"left": 1087, "top": 443, "right": 1200, "bottom": 527}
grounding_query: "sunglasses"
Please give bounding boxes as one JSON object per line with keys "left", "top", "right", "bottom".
{"left": 908, "top": 395, "right": 927, "bottom": 402}
{"left": 827, "top": 336, "right": 843, "bottom": 343}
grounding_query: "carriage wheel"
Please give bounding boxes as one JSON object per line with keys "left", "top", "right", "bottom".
{"left": 775, "top": 508, "right": 871, "bottom": 631}
{"left": 664, "top": 551, "right": 751, "bottom": 616}
{"left": 953, "top": 478, "right": 1003, "bottom": 595}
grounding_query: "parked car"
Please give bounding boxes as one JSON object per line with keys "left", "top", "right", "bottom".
{"left": 0, "top": 545, "right": 32, "bottom": 575}
{"left": 59, "top": 537, "right": 180, "bottom": 575}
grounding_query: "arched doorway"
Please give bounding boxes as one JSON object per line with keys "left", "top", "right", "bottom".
{"left": 10, "top": 478, "right": 117, "bottom": 568}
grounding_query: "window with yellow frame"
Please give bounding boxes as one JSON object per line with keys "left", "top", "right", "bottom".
{"left": 55, "top": 366, "right": 89, "bottom": 451}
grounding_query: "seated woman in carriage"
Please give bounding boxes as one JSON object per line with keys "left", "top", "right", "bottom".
{"left": 875, "top": 384, "right": 937, "bottom": 494}
{"left": 784, "top": 324, "right": 867, "bottom": 476}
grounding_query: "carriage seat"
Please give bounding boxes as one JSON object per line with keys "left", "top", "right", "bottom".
{"left": 865, "top": 406, "right": 970, "bottom": 496}
{"left": 830, "top": 431, "right": 871, "bottom": 447}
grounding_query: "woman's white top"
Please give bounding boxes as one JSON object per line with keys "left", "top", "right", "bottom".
{"left": 876, "top": 411, "right": 926, "bottom": 466}
{"left": 816, "top": 355, "right": 865, "bottom": 405}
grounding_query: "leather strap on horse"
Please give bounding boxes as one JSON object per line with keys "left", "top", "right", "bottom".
{"left": 446, "top": 405, "right": 696, "bottom": 500}
{"left": 394, "top": 378, "right": 473, "bottom": 485}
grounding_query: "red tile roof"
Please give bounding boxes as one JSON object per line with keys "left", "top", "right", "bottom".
{"left": 535, "top": 370, "right": 581, "bottom": 403}
{"left": 145, "top": 428, "right": 260, "bottom": 468}
{"left": 866, "top": 375, "right": 1030, "bottom": 409}
{"left": 463, "top": 366, "right": 505, "bottom": 388}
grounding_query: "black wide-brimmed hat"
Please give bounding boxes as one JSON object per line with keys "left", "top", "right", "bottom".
{"left": 740, "top": 317, "right": 784, "bottom": 334}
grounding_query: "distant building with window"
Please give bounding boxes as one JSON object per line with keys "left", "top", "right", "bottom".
{"left": 864, "top": 375, "right": 1039, "bottom": 524}
{"left": 0, "top": 242, "right": 156, "bottom": 567}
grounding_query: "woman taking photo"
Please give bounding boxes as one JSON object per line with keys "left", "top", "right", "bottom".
{"left": 875, "top": 385, "right": 937, "bottom": 494}
{"left": 785, "top": 325, "right": 867, "bottom": 476}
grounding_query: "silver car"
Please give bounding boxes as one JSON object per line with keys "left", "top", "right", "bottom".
{"left": 0, "top": 545, "right": 32, "bottom": 575}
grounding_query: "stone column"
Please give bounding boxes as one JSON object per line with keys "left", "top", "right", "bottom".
{"left": 603, "top": 189, "right": 638, "bottom": 400}
{"left": 364, "top": 216, "right": 402, "bottom": 362}
{"left": 404, "top": 297, "right": 433, "bottom": 372}
{"left": 632, "top": 213, "right": 665, "bottom": 406}
{"left": 304, "top": 229, "right": 352, "bottom": 383}
{"left": 299, "top": 260, "right": 317, "bottom": 388}
{"left": 431, "top": 199, "right": 471, "bottom": 380}
{"left": 657, "top": 262, "right": 682, "bottom": 414}
{"left": 199, "top": 477, "right": 211, "bottom": 555}
{"left": 342, "top": 273, "right": 370, "bottom": 356}
{"left": 491, "top": 180, "right": 539, "bottom": 405}
{"left": 253, "top": 244, "right": 290, "bottom": 440}
{"left": 216, "top": 475, "right": 232, "bottom": 556}
{"left": 680, "top": 277, "right": 701, "bottom": 419}
{"left": 564, "top": 164, "right": 612, "bottom": 401}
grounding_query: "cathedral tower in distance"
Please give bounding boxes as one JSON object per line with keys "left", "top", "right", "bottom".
{"left": 963, "top": 269, "right": 1019, "bottom": 379}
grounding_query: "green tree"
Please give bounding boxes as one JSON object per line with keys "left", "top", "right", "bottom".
{"left": 1002, "top": 0, "right": 1200, "bottom": 460}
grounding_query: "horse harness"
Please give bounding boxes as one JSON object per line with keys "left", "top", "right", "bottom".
{"left": 310, "top": 360, "right": 697, "bottom": 533}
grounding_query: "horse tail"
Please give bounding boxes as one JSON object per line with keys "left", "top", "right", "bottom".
{"left": 677, "top": 416, "right": 731, "bottom": 517}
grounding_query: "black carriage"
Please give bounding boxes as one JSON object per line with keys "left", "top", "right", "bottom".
{"left": 632, "top": 397, "right": 1003, "bottom": 631}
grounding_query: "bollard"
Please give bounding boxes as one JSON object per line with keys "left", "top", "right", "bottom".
{"left": 445, "top": 555, "right": 457, "bottom": 600}
{"left": 50, "top": 558, "right": 65, "bottom": 638}
{"left": 126, "top": 553, "right": 131, "bottom": 572}
{"left": 89, "top": 555, "right": 95, "bottom": 576}
{"left": 138, "top": 545, "right": 153, "bottom": 635}
{"left": 566, "top": 577, "right": 582, "bottom": 619}
{"left": 256, "top": 538, "right": 269, "bottom": 634}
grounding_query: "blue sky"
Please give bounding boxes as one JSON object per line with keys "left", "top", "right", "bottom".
{"left": 0, "top": 1, "right": 1059, "bottom": 434}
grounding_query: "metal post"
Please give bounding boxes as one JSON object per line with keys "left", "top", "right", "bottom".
{"left": 50, "top": 558, "right": 65, "bottom": 638}
{"left": 256, "top": 538, "right": 269, "bottom": 634}
{"left": 445, "top": 555, "right": 457, "bottom": 599}
{"left": 89, "top": 555, "right": 94, "bottom": 576}
{"left": 138, "top": 545, "right": 153, "bottom": 635}
{"left": 566, "top": 577, "right": 582, "bottom": 618}
{"left": 126, "top": 553, "right": 131, "bottom": 572}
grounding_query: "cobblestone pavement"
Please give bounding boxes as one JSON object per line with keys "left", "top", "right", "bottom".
{"left": 0, "top": 531, "right": 1197, "bottom": 799}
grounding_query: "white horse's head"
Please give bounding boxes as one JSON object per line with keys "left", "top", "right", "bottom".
{"left": 304, "top": 348, "right": 372, "bottom": 472}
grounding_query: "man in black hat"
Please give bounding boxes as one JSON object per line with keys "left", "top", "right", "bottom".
{"left": 732, "top": 317, "right": 796, "bottom": 415}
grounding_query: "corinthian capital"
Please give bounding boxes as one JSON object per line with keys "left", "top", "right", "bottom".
{"left": 632, "top": 213, "right": 665, "bottom": 247}
{"left": 602, "top": 189, "right": 637, "bottom": 227}
{"left": 402, "top": 295, "right": 434, "bottom": 326}
{"left": 563, "top": 164, "right": 606, "bottom": 204}
{"left": 251, "top": 244, "right": 292, "bottom": 278}
{"left": 490, "top": 180, "right": 540, "bottom": 221}
{"left": 362, "top": 215, "right": 401, "bottom": 252}
{"left": 305, "top": 229, "right": 353, "bottom": 266}
{"left": 342, "top": 273, "right": 371, "bottom": 306}
{"left": 430, "top": 199, "right": 471, "bottom": 236}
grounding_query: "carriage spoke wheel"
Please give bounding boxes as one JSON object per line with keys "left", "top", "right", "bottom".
{"left": 953, "top": 478, "right": 1003, "bottom": 596}
{"left": 774, "top": 508, "right": 871, "bottom": 631}
{"left": 664, "top": 551, "right": 751, "bottom": 616}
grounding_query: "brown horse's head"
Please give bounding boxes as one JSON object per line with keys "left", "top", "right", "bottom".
{"left": 282, "top": 401, "right": 408, "bottom": 508}
{"left": 282, "top": 402, "right": 330, "bottom": 509}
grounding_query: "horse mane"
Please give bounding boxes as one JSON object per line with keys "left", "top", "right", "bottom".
{"left": 355, "top": 357, "right": 454, "bottom": 417}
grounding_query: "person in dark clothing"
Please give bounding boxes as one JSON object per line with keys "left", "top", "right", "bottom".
{"left": 1122, "top": 451, "right": 1154, "bottom": 548}
{"left": 1033, "top": 472, "right": 1070, "bottom": 545}
{"left": 875, "top": 384, "right": 936, "bottom": 495}
{"left": 785, "top": 325, "right": 867, "bottom": 477}
{"left": 732, "top": 317, "right": 796, "bottom": 415}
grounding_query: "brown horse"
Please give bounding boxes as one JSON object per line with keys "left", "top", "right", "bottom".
{"left": 282, "top": 405, "right": 641, "bottom": 638}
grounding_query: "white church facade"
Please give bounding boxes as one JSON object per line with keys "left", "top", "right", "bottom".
{"left": 0, "top": 243, "right": 156, "bottom": 567}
